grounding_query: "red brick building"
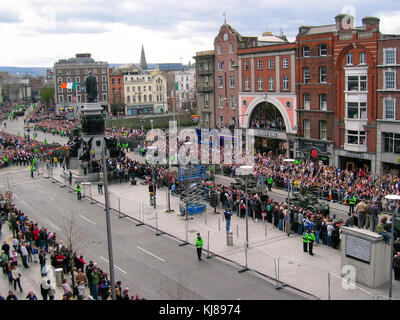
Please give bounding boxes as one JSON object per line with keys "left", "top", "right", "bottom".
{"left": 238, "top": 42, "right": 297, "bottom": 157}
{"left": 295, "top": 24, "right": 335, "bottom": 164}
{"left": 214, "top": 23, "right": 257, "bottom": 129}
{"left": 333, "top": 16, "right": 380, "bottom": 173}
{"left": 109, "top": 68, "right": 125, "bottom": 115}
{"left": 376, "top": 34, "right": 400, "bottom": 174}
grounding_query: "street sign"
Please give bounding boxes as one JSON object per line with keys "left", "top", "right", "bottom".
{"left": 310, "top": 149, "right": 319, "bottom": 159}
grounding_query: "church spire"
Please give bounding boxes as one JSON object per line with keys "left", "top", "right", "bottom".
{"left": 140, "top": 44, "right": 147, "bottom": 70}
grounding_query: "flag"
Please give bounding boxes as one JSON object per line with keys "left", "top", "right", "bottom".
{"left": 62, "top": 82, "right": 77, "bottom": 89}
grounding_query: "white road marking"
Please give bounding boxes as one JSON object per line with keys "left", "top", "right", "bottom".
{"left": 38, "top": 189, "right": 45, "bottom": 194}
{"left": 20, "top": 200, "right": 28, "bottom": 206}
{"left": 99, "top": 256, "right": 127, "bottom": 274}
{"left": 136, "top": 246, "right": 165, "bottom": 262}
{"left": 79, "top": 215, "right": 96, "bottom": 225}
{"left": 48, "top": 195, "right": 55, "bottom": 201}
{"left": 47, "top": 221, "right": 61, "bottom": 231}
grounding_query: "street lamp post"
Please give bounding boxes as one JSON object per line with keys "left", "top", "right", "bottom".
{"left": 384, "top": 194, "right": 400, "bottom": 299}
{"left": 284, "top": 159, "right": 295, "bottom": 236}
{"left": 101, "top": 144, "right": 116, "bottom": 300}
{"left": 236, "top": 165, "right": 254, "bottom": 249}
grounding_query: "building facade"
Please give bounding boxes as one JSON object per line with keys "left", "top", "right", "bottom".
{"left": 123, "top": 69, "right": 167, "bottom": 115}
{"left": 238, "top": 43, "right": 297, "bottom": 158}
{"left": 109, "top": 67, "right": 125, "bottom": 115}
{"left": 54, "top": 53, "right": 109, "bottom": 114}
{"left": 194, "top": 50, "right": 215, "bottom": 128}
{"left": 376, "top": 34, "right": 400, "bottom": 174}
{"left": 172, "top": 68, "right": 196, "bottom": 112}
{"left": 214, "top": 24, "right": 257, "bottom": 129}
{"left": 333, "top": 16, "right": 380, "bottom": 173}
{"left": 295, "top": 24, "right": 335, "bottom": 165}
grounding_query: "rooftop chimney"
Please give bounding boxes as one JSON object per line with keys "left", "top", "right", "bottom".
{"left": 362, "top": 16, "right": 380, "bottom": 31}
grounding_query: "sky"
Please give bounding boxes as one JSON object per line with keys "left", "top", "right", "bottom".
{"left": 0, "top": 0, "right": 399, "bottom": 67}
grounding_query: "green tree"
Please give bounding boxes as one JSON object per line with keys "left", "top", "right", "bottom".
{"left": 39, "top": 86, "right": 55, "bottom": 106}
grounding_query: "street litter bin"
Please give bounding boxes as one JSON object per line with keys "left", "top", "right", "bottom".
{"left": 55, "top": 268, "right": 64, "bottom": 287}
{"left": 226, "top": 230, "right": 233, "bottom": 246}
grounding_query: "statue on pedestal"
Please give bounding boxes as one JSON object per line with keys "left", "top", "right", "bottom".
{"left": 85, "top": 71, "right": 98, "bottom": 102}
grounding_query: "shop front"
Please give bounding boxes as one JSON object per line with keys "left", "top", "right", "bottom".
{"left": 337, "top": 151, "right": 373, "bottom": 173}
{"left": 126, "top": 104, "right": 154, "bottom": 116}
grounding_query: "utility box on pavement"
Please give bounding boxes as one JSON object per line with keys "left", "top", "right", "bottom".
{"left": 226, "top": 230, "right": 233, "bottom": 246}
{"left": 340, "top": 226, "right": 391, "bottom": 288}
{"left": 54, "top": 268, "right": 64, "bottom": 287}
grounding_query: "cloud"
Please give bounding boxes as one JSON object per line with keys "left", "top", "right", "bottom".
{"left": 0, "top": 10, "right": 21, "bottom": 23}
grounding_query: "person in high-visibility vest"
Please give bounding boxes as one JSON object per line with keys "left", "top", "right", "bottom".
{"left": 267, "top": 176, "right": 273, "bottom": 191}
{"left": 348, "top": 194, "right": 357, "bottom": 215}
{"left": 76, "top": 184, "right": 82, "bottom": 200}
{"left": 195, "top": 233, "right": 204, "bottom": 261}
{"left": 302, "top": 229, "right": 309, "bottom": 253}
{"left": 30, "top": 164, "right": 34, "bottom": 178}
{"left": 308, "top": 229, "right": 316, "bottom": 256}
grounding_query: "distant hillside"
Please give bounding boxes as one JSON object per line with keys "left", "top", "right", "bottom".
{"left": 0, "top": 66, "right": 50, "bottom": 77}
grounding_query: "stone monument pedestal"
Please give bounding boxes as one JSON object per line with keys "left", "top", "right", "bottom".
{"left": 341, "top": 226, "right": 391, "bottom": 288}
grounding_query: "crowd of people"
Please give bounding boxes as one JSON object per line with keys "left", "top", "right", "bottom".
{"left": 0, "top": 192, "right": 143, "bottom": 300}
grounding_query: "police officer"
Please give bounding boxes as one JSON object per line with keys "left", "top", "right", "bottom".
{"left": 348, "top": 194, "right": 357, "bottom": 215}
{"left": 30, "top": 164, "right": 34, "bottom": 178}
{"left": 302, "top": 229, "right": 309, "bottom": 253}
{"left": 308, "top": 229, "right": 316, "bottom": 256}
{"left": 267, "top": 176, "right": 273, "bottom": 191}
{"left": 76, "top": 184, "right": 82, "bottom": 200}
{"left": 195, "top": 233, "right": 204, "bottom": 261}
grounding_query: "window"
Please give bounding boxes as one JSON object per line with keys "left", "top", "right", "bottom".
{"left": 204, "top": 75, "right": 209, "bottom": 87}
{"left": 347, "top": 130, "right": 366, "bottom": 145}
{"left": 67, "top": 77, "right": 71, "bottom": 83}
{"left": 218, "top": 61, "right": 223, "bottom": 71}
{"left": 268, "top": 59, "right": 274, "bottom": 69}
{"left": 304, "top": 120, "right": 310, "bottom": 138}
{"left": 384, "top": 99, "right": 396, "bottom": 119}
{"left": 217, "top": 44, "right": 222, "bottom": 55}
{"left": 230, "top": 95, "right": 235, "bottom": 109}
{"left": 204, "top": 63, "right": 208, "bottom": 71}
{"left": 77, "top": 85, "right": 81, "bottom": 92}
{"left": 148, "top": 85, "right": 151, "bottom": 91}
{"left": 132, "top": 86, "right": 135, "bottom": 92}
{"left": 75, "top": 69, "right": 79, "bottom": 74}
{"left": 383, "top": 132, "right": 400, "bottom": 153}
{"left": 57, "top": 70, "right": 62, "bottom": 75}
{"left": 138, "top": 95, "right": 141, "bottom": 103}
{"left": 112, "top": 88, "right": 116, "bottom": 94}
{"left": 144, "top": 95, "right": 147, "bottom": 102}
{"left": 127, "top": 87, "right": 130, "bottom": 93}
{"left": 59, "top": 95, "right": 63, "bottom": 103}
{"left": 75, "top": 77, "right": 80, "bottom": 83}
{"left": 347, "top": 53, "right": 353, "bottom": 65}
{"left": 359, "top": 52, "right": 366, "bottom": 64}
{"left": 218, "top": 76, "right": 223, "bottom": 88}
{"left": 111, "top": 78, "right": 115, "bottom": 85}
{"left": 303, "top": 46, "right": 310, "bottom": 57}
{"left": 268, "top": 77, "right": 274, "bottom": 91}
{"left": 244, "top": 77, "right": 250, "bottom": 90}
{"left": 127, "top": 96, "right": 130, "bottom": 103}
{"left": 282, "top": 76, "right": 289, "bottom": 90}
{"left": 320, "top": 66, "right": 327, "bottom": 83}
{"left": 138, "top": 86, "right": 141, "bottom": 92}
{"left": 257, "top": 60, "right": 263, "bottom": 70}
{"left": 319, "top": 44, "right": 327, "bottom": 56}
{"left": 384, "top": 49, "right": 396, "bottom": 65}
{"left": 229, "top": 42, "right": 234, "bottom": 54}
{"left": 68, "top": 95, "right": 72, "bottom": 103}
{"left": 303, "top": 93, "right": 310, "bottom": 109}
{"left": 219, "top": 116, "right": 224, "bottom": 126}
{"left": 257, "top": 77, "right": 263, "bottom": 91}
{"left": 204, "top": 93, "right": 209, "bottom": 108}
{"left": 57, "top": 77, "right": 62, "bottom": 84}
{"left": 303, "top": 67, "right": 310, "bottom": 83}
{"left": 143, "top": 86, "right": 146, "bottom": 91}
{"left": 66, "top": 70, "right": 71, "bottom": 75}
{"left": 229, "top": 76, "right": 235, "bottom": 88}
{"left": 102, "top": 84, "right": 107, "bottom": 91}
{"left": 77, "top": 94, "right": 81, "bottom": 102}
{"left": 283, "top": 58, "right": 289, "bottom": 68}
{"left": 320, "top": 94, "right": 327, "bottom": 110}
{"left": 118, "top": 78, "right": 121, "bottom": 85}
{"left": 346, "top": 75, "right": 367, "bottom": 91}
{"left": 58, "top": 86, "right": 62, "bottom": 93}
{"left": 102, "top": 76, "right": 107, "bottom": 82}
{"left": 347, "top": 102, "right": 367, "bottom": 119}
{"left": 102, "top": 93, "right": 107, "bottom": 101}
{"left": 229, "top": 59, "right": 235, "bottom": 70}
{"left": 102, "top": 68, "right": 106, "bottom": 74}
{"left": 385, "top": 71, "right": 396, "bottom": 89}
{"left": 320, "top": 121, "right": 327, "bottom": 140}
{"left": 219, "top": 95, "right": 224, "bottom": 108}
{"left": 244, "top": 61, "right": 249, "bottom": 71}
